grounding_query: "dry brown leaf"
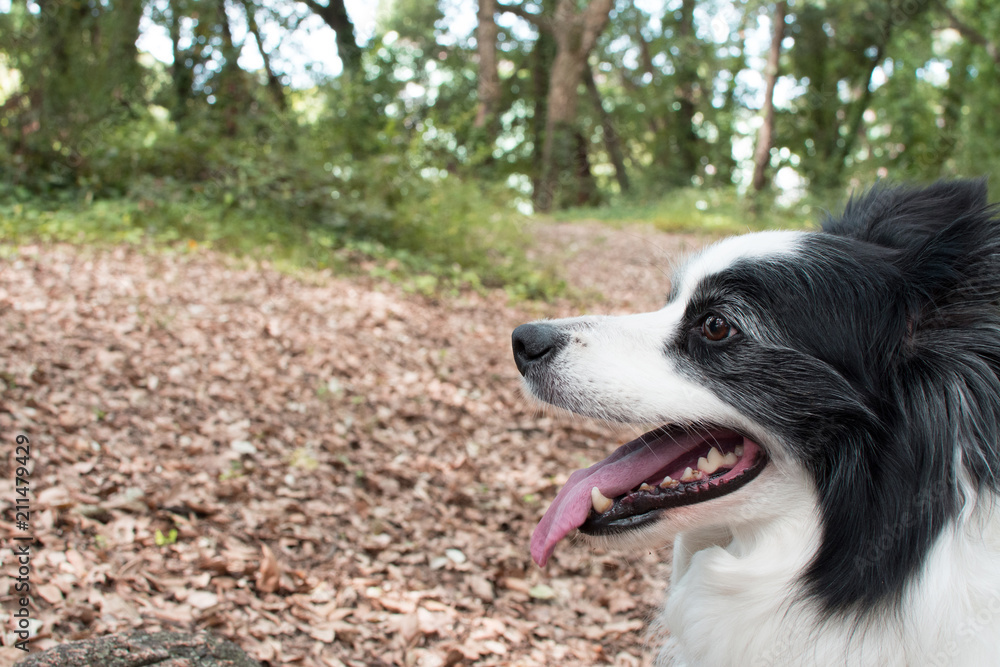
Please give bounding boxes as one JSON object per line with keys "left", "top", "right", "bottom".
{"left": 99, "top": 594, "right": 142, "bottom": 625}
{"left": 606, "top": 588, "right": 638, "bottom": 614}
{"left": 0, "top": 231, "right": 701, "bottom": 666}
{"left": 416, "top": 608, "right": 451, "bottom": 637}
{"left": 398, "top": 612, "right": 421, "bottom": 644}
{"left": 36, "top": 486, "right": 74, "bottom": 508}
{"left": 466, "top": 574, "right": 495, "bottom": 602}
{"left": 187, "top": 591, "right": 219, "bottom": 610}
{"left": 306, "top": 623, "right": 337, "bottom": 643}
{"left": 256, "top": 544, "right": 281, "bottom": 594}
{"left": 36, "top": 584, "right": 65, "bottom": 604}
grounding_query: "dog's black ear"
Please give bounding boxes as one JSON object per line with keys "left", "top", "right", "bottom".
{"left": 822, "top": 178, "right": 990, "bottom": 247}
{"left": 806, "top": 180, "right": 1000, "bottom": 613}
{"left": 825, "top": 179, "right": 1000, "bottom": 308}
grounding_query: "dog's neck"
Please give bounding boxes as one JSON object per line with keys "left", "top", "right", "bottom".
{"left": 656, "top": 497, "right": 1000, "bottom": 667}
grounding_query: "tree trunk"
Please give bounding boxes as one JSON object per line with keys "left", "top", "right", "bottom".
{"left": 923, "top": 38, "right": 973, "bottom": 173}
{"left": 583, "top": 63, "right": 630, "bottom": 194}
{"left": 535, "top": 0, "right": 614, "bottom": 212}
{"left": 301, "top": 0, "right": 362, "bottom": 74}
{"left": 673, "top": 0, "right": 699, "bottom": 182}
{"left": 106, "top": 0, "right": 143, "bottom": 110}
{"left": 169, "top": 0, "right": 194, "bottom": 121}
{"left": 825, "top": 42, "right": 885, "bottom": 187}
{"left": 23, "top": 0, "right": 140, "bottom": 165}
{"left": 242, "top": 0, "right": 287, "bottom": 110}
{"left": 529, "top": 28, "right": 556, "bottom": 200}
{"left": 574, "top": 128, "right": 599, "bottom": 205}
{"left": 474, "top": 0, "right": 500, "bottom": 134}
{"left": 715, "top": 7, "right": 749, "bottom": 185}
{"left": 35, "top": 0, "right": 86, "bottom": 125}
{"left": 217, "top": 0, "right": 249, "bottom": 137}
{"left": 937, "top": 0, "right": 1000, "bottom": 65}
{"left": 536, "top": 49, "right": 582, "bottom": 212}
{"left": 634, "top": 14, "right": 655, "bottom": 78}
{"left": 752, "top": 0, "right": 786, "bottom": 192}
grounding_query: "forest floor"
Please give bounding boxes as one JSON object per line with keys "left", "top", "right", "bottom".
{"left": 0, "top": 222, "right": 713, "bottom": 666}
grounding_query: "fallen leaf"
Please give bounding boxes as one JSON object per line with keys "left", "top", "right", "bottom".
{"left": 528, "top": 585, "right": 556, "bottom": 600}
{"left": 1, "top": 234, "right": 700, "bottom": 666}
{"left": 187, "top": 591, "right": 219, "bottom": 609}
{"left": 37, "top": 584, "right": 65, "bottom": 604}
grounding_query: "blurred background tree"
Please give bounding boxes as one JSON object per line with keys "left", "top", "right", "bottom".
{"left": 1, "top": 0, "right": 997, "bottom": 291}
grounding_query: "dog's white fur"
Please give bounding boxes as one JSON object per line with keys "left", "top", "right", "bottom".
{"left": 539, "top": 234, "right": 1000, "bottom": 666}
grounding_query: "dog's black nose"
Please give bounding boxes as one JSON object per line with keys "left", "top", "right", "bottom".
{"left": 512, "top": 323, "right": 565, "bottom": 376}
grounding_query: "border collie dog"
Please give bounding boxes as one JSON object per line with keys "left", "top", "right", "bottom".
{"left": 512, "top": 180, "right": 1000, "bottom": 666}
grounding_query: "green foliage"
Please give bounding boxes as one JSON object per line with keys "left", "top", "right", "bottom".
{"left": 590, "top": 0, "right": 751, "bottom": 194}
{"left": 0, "top": 27, "right": 562, "bottom": 299}
{"left": 219, "top": 460, "right": 244, "bottom": 481}
{"left": 0, "top": 172, "right": 557, "bottom": 298}
{"left": 3, "top": 0, "right": 1000, "bottom": 303}
{"left": 154, "top": 528, "right": 179, "bottom": 547}
{"left": 554, "top": 187, "right": 820, "bottom": 234}
{"left": 0, "top": 0, "right": 143, "bottom": 186}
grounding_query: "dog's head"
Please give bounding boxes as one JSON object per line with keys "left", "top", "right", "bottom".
{"left": 514, "top": 179, "right": 1000, "bottom": 614}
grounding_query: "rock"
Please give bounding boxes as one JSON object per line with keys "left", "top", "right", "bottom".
{"left": 16, "top": 630, "right": 261, "bottom": 667}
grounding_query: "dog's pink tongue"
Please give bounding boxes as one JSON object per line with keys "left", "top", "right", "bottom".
{"left": 531, "top": 430, "right": 701, "bottom": 567}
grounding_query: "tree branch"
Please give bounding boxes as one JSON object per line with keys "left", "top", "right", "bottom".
{"left": 298, "top": 0, "right": 362, "bottom": 73}
{"left": 475, "top": 0, "right": 500, "bottom": 131}
{"left": 496, "top": 2, "right": 551, "bottom": 31}
{"left": 752, "top": 0, "right": 786, "bottom": 192}
{"left": 583, "top": 63, "right": 629, "bottom": 193}
{"left": 936, "top": 0, "right": 999, "bottom": 64}
{"left": 578, "top": 0, "right": 614, "bottom": 55}
{"left": 241, "top": 0, "right": 287, "bottom": 110}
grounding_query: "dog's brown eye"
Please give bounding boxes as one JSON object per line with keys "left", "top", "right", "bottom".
{"left": 702, "top": 315, "right": 735, "bottom": 341}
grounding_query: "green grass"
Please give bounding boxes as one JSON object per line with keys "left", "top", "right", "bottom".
{"left": 1, "top": 196, "right": 329, "bottom": 260}
{"left": 553, "top": 187, "right": 826, "bottom": 235}
{"left": 1, "top": 185, "right": 833, "bottom": 302}
{"left": 0, "top": 187, "right": 565, "bottom": 301}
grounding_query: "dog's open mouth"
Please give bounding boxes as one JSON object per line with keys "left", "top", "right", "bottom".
{"left": 530, "top": 426, "right": 768, "bottom": 566}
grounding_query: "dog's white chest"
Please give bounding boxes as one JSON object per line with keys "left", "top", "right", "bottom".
{"left": 656, "top": 520, "right": 1000, "bottom": 667}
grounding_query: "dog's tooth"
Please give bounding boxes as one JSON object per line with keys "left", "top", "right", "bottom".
{"left": 680, "top": 467, "right": 697, "bottom": 482}
{"left": 698, "top": 448, "right": 725, "bottom": 474}
{"left": 591, "top": 487, "right": 613, "bottom": 514}
{"left": 638, "top": 483, "right": 653, "bottom": 492}
{"left": 660, "top": 476, "right": 679, "bottom": 489}
{"left": 735, "top": 444, "right": 745, "bottom": 457}
{"left": 722, "top": 452, "right": 738, "bottom": 467}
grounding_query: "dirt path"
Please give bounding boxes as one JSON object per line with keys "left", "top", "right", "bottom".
{"left": 0, "top": 223, "right": 712, "bottom": 666}
{"left": 531, "top": 222, "right": 709, "bottom": 313}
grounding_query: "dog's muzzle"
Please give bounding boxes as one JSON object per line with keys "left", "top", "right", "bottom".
{"left": 512, "top": 323, "right": 567, "bottom": 376}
